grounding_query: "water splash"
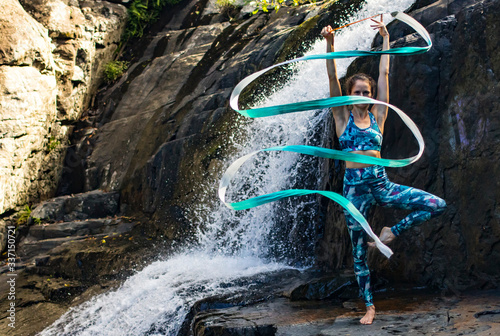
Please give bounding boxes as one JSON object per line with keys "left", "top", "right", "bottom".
{"left": 40, "top": 0, "right": 415, "bottom": 335}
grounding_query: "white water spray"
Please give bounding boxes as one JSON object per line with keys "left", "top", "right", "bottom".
{"left": 40, "top": 1, "right": 416, "bottom": 335}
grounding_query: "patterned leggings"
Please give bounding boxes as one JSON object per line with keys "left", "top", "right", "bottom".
{"left": 343, "top": 165, "right": 446, "bottom": 307}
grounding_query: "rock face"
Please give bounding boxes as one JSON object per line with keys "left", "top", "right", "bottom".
{"left": 319, "top": 0, "right": 500, "bottom": 292}
{"left": 0, "top": 1, "right": 130, "bottom": 334}
{"left": 29, "top": 189, "right": 120, "bottom": 223}
{"left": 0, "top": 0, "right": 127, "bottom": 215}
{"left": 0, "top": 0, "right": 58, "bottom": 214}
{"left": 58, "top": 0, "right": 365, "bottom": 242}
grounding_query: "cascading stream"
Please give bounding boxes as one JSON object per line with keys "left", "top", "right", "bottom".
{"left": 40, "top": 0, "right": 415, "bottom": 335}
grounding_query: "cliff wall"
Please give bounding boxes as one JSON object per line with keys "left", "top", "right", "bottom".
{"left": 319, "top": 0, "right": 500, "bottom": 292}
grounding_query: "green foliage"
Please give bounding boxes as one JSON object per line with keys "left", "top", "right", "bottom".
{"left": 216, "top": 0, "right": 236, "bottom": 9}
{"left": 125, "top": 0, "right": 185, "bottom": 39}
{"left": 216, "top": 0, "right": 238, "bottom": 18}
{"left": 48, "top": 136, "right": 60, "bottom": 151}
{"left": 17, "top": 205, "right": 32, "bottom": 225}
{"left": 104, "top": 60, "right": 129, "bottom": 83}
{"left": 249, "top": 0, "right": 314, "bottom": 14}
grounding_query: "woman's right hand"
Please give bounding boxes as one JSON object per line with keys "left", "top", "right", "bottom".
{"left": 321, "top": 25, "right": 334, "bottom": 41}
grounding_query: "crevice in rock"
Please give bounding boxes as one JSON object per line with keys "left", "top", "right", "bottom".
{"left": 180, "top": 0, "right": 214, "bottom": 30}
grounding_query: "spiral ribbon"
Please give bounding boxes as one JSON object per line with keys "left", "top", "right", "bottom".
{"left": 218, "top": 12, "right": 432, "bottom": 258}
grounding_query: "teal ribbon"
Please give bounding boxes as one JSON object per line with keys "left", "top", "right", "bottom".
{"left": 218, "top": 12, "right": 432, "bottom": 258}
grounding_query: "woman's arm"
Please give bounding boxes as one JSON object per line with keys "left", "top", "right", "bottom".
{"left": 322, "top": 26, "right": 342, "bottom": 97}
{"left": 321, "top": 26, "right": 347, "bottom": 132}
{"left": 371, "top": 18, "right": 390, "bottom": 130}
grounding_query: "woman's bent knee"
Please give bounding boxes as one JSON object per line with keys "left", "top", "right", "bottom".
{"left": 434, "top": 196, "right": 447, "bottom": 214}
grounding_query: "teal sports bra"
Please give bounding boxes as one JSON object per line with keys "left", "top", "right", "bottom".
{"left": 339, "top": 112, "right": 383, "bottom": 152}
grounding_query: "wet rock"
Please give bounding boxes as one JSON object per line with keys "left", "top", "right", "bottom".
{"left": 180, "top": 269, "right": 315, "bottom": 335}
{"left": 198, "top": 323, "right": 277, "bottom": 336}
{"left": 39, "top": 276, "right": 85, "bottom": 302}
{"left": 19, "top": 236, "right": 87, "bottom": 263}
{"left": 29, "top": 190, "right": 120, "bottom": 223}
{"left": 193, "top": 289, "right": 500, "bottom": 336}
{"left": 474, "top": 309, "right": 500, "bottom": 323}
{"left": 35, "top": 255, "right": 51, "bottom": 267}
{"left": 288, "top": 273, "right": 356, "bottom": 301}
{"left": 0, "top": 219, "right": 160, "bottom": 335}
{"left": 28, "top": 218, "right": 133, "bottom": 240}
{"left": 18, "top": 217, "right": 134, "bottom": 262}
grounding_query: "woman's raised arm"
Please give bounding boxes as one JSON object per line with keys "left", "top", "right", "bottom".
{"left": 371, "top": 17, "right": 390, "bottom": 128}
{"left": 321, "top": 26, "right": 347, "bottom": 128}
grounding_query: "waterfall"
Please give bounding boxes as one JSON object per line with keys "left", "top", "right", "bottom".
{"left": 40, "top": 0, "right": 415, "bottom": 335}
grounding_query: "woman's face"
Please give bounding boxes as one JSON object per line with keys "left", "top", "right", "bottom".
{"left": 350, "top": 79, "right": 372, "bottom": 97}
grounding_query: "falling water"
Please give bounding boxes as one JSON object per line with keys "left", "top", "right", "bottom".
{"left": 40, "top": 0, "right": 415, "bottom": 335}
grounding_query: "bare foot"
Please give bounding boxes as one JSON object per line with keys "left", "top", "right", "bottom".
{"left": 379, "top": 227, "right": 396, "bottom": 244}
{"left": 368, "top": 226, "right": 396, "bottom": 247}
{"left": 360, "top": 305, "right": 375, "bottom": 324}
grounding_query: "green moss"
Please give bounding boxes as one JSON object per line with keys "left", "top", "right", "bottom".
{"left": 103, "top": 60, "right": 129, "bottom": 83}
{"left": 47, "top": 136, "right": 60, "bottom": 152}
{"left": 216, "top": 0, "right": 235, "bottom": 8}
{"left": 251, "top": 0, "right": 319, "bottom": 15}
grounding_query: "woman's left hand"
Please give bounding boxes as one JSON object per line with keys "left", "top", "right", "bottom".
{"left": 370, "top": 15, "right": 389, "bottom": 37}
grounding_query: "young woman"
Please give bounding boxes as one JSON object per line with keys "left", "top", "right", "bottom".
{"left": 321, "top": 19, "right": 446, "bottom": 325}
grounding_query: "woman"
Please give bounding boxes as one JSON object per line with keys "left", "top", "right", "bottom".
{"left": 321, "top": 18, "right": 446, "bottom": 325}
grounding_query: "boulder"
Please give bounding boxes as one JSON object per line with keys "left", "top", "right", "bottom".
{"left": 0, "top": 0, "right": 54, "bottom": 68}
{"left": 29, "top": 189, "right": 120, "bottom": 223}
{"left": 19, "top": 217, "right": 134, "bottom": 261}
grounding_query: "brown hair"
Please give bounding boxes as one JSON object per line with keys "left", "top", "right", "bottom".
{"left": 345, "top": 73, "right": 376, "bottom": 97}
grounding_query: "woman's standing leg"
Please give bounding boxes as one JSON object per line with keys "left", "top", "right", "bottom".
{"left": 343, "top": 181, "right": 376, "bottom": 323}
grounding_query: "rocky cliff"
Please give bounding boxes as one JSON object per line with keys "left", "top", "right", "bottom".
{"left": 0, "top": 0, "right": 127, "bottom": 239}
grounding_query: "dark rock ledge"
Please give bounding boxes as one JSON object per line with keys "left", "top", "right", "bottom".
{"left": 0, "top": 190, "right": 164, "bottom": 335}
{"left": 189, "top": 275, "right": 500, "bottom": 336}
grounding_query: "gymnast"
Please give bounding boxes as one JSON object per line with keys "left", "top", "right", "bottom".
{"left": 321, "top": 18, "right": 447, "bottom": 324}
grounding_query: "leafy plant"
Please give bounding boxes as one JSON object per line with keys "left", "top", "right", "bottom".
{"left": 249, "top": 0, "right": 316, "bottom": 14}
{"left": 216, "top": 0, "right": 238, "bottom": 18}
{"left": 17, "top": 205, "right": 32, "bottom": 225}
{"left": 125, "top": 0, "right": 185, "bottom": 39}
{"left": 103, "top": 60, "right": 129, "bottom": 83}
{"left": 216, "top": 0, "right": 236, "bottom": 9}
{"left": 48, "top": 136, "right": 60, "bottom": 151}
